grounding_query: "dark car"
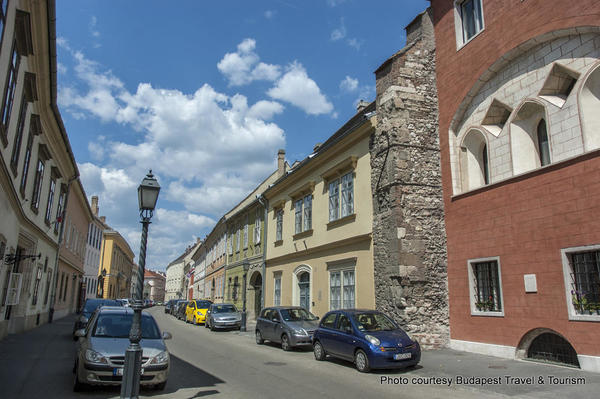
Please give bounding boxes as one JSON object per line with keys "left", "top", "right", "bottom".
{"left": 255, "top": 307, "right": 319, "bottom": 351}
{"left": 312, "top": 309, "right": 420, "bottom": 372}
{"left": 170, "top": 300, "right": 185, "bottom": 316}
{"left": 175, "top": 301, "right": 188, "bottom": 320}
{"left": 73, "top": 298, "right": 122, "bottom": 340}
{"left": 164, "top": 299, "right": 177, "bottom": 314}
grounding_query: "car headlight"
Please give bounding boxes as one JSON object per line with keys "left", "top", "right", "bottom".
{"left": 79, "top": 316, "right": 88, "bottom": 324}
{"left": 293, "top": 328, "right": 307, "bottom": 336}
{"left": 365, "top": 334, "right": 380, "bottom": 346}
{"left": 84, "top": 349, "right": 108, "bottom": 364}
{"left": 149, "top": 351, "right": 169, "bottom": 365}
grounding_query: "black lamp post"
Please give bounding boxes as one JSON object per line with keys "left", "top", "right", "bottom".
{"left": 240, "top": 260, "right": 250, "bottom": 332}
{"left": 121, "top": 170, "right": 160, "bottom": 399}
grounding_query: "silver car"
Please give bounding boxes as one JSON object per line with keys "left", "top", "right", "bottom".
{"left": 73, "top": 306, "right": 171, "bottom": 391}
{"left": 205, "top": 303, "right": 242, "bottom": 330}
{"left": 255, "top": 307, "right": 319, "bottom": 351}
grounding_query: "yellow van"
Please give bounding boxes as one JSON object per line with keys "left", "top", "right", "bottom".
{"left": 186, "top": 300, "right": 213, "bottom": 325}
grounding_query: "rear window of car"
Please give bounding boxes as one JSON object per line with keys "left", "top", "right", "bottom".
{"left": 196, "top": 300, "right": 212, "bottom": 308}
{"left": 321, "top": 313, "right": 337, "bottom": 329}
{"left": 92, "top": 313, "right": 161, "bottom": 339}
{"left": 212, "top": 304, "right": 237, "bottom": 313}
{"left": 83, "top": 299, "right": 121, "bottom": 314}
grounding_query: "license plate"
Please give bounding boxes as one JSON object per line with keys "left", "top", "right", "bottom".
{"left": 394, "top": 353, "right": 412, "bottom": 360}
{"left": 113, "top": 367, "right": 144, "bottom": 376}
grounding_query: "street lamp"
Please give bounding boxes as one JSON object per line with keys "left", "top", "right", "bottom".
{"left": 240, "top": 260, "right": 250, "bottom": 332}
{"left": 121, "top": 170, "right": 160, "bottom": 399}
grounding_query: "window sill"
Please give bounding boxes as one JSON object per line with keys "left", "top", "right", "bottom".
{"left": 456, "top": 28, "right": 484, "bottom": 52}
{"left": 327, "top": 214, "right": 356, "bottom": 230}
{"left": 470, "top": 309, "right": 504, "bottom": 317}
{"left": 568, "top": 313, "right": 600, "bottom": 322}
{"left": 293, "top": 229, "right": 313, "bottom": 240}
{"left": 274, "top": 240, "right": 283, "bottom": 247}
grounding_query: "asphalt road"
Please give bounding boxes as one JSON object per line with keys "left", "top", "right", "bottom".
{"left": 1, "top": 307, "right": 598, "bottom": 399}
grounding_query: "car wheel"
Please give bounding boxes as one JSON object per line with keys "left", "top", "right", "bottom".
{"left": 154, "top": 381, "right": 167, "bottom": 390}
{"left": 313, "top": 340, "right": 326, "bottom": 361}
{"left": 255, "top": 330, "right": 264, "bottom": 344}
{"left": 281, "top": 334, "right": 291, "bottom": 351}
{"left": 72, "top": 360, "right": 86, "bottom": 392}
{"left": 355, "top": 349, "right": 371, "bottom": 373}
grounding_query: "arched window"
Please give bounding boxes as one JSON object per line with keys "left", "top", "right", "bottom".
{"left": 460, "top": 129, "right": 489, "bottom": 191}
{"left": 298, "top": 272, "right": 310, "bottom": 310}
{"left": 579, "top": 62, "right": 600, "bottom": 151}
{"left": 510, "top": 101, "right": 549, "bottom": 175}
{"left": 536, "top": 119, "right": 550, "bottom": 166}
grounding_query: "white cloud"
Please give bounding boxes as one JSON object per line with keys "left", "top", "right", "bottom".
{"left": 340, "top": 76, "right": 358, "bottom": 92}
{"left": 217, "top": 38, "right": 281, "bottom": 86}
{"left": 264, "top": 10, "right": 276, "bottom": 19}
{"left": 267, "top": 62, "right": 333, "bottom": 115}
{"left": 90, "top": 16, "right": 100, "bottom": 38}
{"left": 247, "top": 100, "right": 284, "bottom": 120}
{"left": 331, "top": 19, "right": 346, "bottom": 41}
{"left": 57, "top": 62, "right": 67, "bottom": 75}
{"left": 347, "top": 38, "right": 363, "bottom": 50}
{"left": 327, "top": 0, "right": 347, "bottom": 6}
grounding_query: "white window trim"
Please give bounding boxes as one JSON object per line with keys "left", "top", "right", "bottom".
{"left": 292, "top": 264, "right": 312, "bottom": 311}
{"left": 467, "top": 256, "right": 505, "bottom": 317}
{"left": 327, "top": 265, "right": 356, "bottom": 311}
{"left": 561, "top": 244, "right": 600, "bottom": 322}
{"left": 454, "top": 0, "right": 485, "bottom": 50}
{"left": 273, "top": 272, "right": 282, "bottom": 307}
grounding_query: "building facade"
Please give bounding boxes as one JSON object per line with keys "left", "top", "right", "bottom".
{"left": 224, "top": 150, "right": 288, "bottom": 321}
{"left": 98, "top": 230, "right": 134, "bottom": 300}
{"left": 203, "top": 219, "right": 227, "bottom": 303}
{"left": 264, "top": 103, "right": 376, "bottom": 319}
{"left": 192, "top": 241, "right": 206, "bottom": 300}
{"left": 82, "top": 195, "right": 105, "bottom": 300}
{"left": 0, "top": 0, "right": 80, "bottom": 337}
{"left": 53, "top": 180, "right": 92, "bottom": 319}
{"left": 430, "top": 0, "right": 600, "bottom": 372}
{"left": 165, "top": 254, "right": 185, "bottom": 301}
{"left": 143, "top": 269, "right": 165, "bottom": 302}
{"left": 371, "top": 9, "right": 449, "bottom": 349}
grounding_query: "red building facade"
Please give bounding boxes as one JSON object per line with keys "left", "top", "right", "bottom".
{"left": 430, "top": 0, "right": 600, "bottom": 372}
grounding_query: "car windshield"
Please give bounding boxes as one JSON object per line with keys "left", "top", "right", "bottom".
{"left": 83, "top": 300, "right": 120, "bottom": 315}
{"left": 212, "top": 305, "right": 236, "bottom": 313}
{"left": 280, "top": 308, "right": 318, "bottom": 321}
{"left": 92, "top": 313, "right": 161, "bottom": 339}
{"left": 352, "top": 312, "right": 398, "bottom": 332}
{"left": 196, "top": 301, "right": 212, "bottom": 309}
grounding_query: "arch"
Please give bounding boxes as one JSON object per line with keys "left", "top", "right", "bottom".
{"left": 579, "top": 60, "right": 600, "bottom": 151}
{"left": 459, "top": 128, "right": 490, "bottom": 191}
{"left": 509, "top": 100, "right": 550, "bottom": 175}
{"left": 248, "top": 271, "right": 263, "bottom": 321}
{"left": 292, "top": 264, "right": 312, "bottom": 311}
{"left": 516, "top": 328, "right": 580, "bottom": 368}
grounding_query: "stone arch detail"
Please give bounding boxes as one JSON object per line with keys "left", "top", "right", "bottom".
{"left": 508, "top": 99, "right": 551, "bottom": 175}
{"left": 459, "top": 128, "right": 490, "bottom": 191}
{"left": 516, "top": 327, "right": 580, "bottom": 367}
{"left": 578, "top": 59, "right": 600, "bottom": 152}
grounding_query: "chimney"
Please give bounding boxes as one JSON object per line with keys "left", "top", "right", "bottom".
{"left": 356, "top": 100, "right": 369, "bottom": 113}
{"left": 277, "top": 149, "right": 286, "bottom": 176}
{"left": 313, "top": 143, "right": 322, "bottom": 153}
{"left": 91, "top": 196, "right": 99, "bottom": 216}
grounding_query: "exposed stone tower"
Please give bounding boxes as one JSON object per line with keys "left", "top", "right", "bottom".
{"left": 371, "top": 8, "right": 449, "bottom": 349}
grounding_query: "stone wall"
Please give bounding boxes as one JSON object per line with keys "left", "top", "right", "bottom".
{"left": 371, "top": 8, "right": 449, "bottom": 349}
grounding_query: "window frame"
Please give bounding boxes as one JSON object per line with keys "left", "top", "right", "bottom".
{"left": 328, "top": 264, "right": 356, "bottom": 311}
{"left": 454, "top": 0, "right": 485, "bottom": 50}
{"left": 275, "top": 208, "right": 283, "bottom": 242}
{"left": 467, "top": 256, "right": 504, "bottom": 317}
{"left": 561, "top": 245, "right": 600, "bottom": 322}
{"left": 30, "top": 157, "right": 45, "bottom": 213}
{"left": 1, "top": 40, "right": 20, "bottom": 146}
{"left": 328, "top": 171, "right": 355, "bottom": 223}
{"left": 9, "top": 95, "right": 28, "bottom": 174}
{"left": 273, "top": 274, "right": 281, "bottom": 306}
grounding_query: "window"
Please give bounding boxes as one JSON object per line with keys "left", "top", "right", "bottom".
{"left": 469, "top": 259, "right": 503, "bottom": 313}
{"left": 330, "top": 269, "right": 355, "bottom": 310}
{"left": 460, "top": 129, "right": 489, "bottom": 191}
{"left": 31, "top": 158, "right": 45, "bottom": 212}
{"left": 459, "top": 0, "right": 484, "bottom": 44}
{"left": 565, "top": 249, "right": 600, "bottom": 317}
{"left": 1, "top": 41, "right": 19, "bottom": 145}
{"left": 232, "top": 276, "right": 239, "bottom": 301}
{"left": 320, "top": 312, "right": 337, "bottom": 329}
{"left": 243, "top": 216, "right": 248, "bottom": 248}
{"left": 0, "top": 1, "right": 8, "bottom": 44}
{"left": 31, "top": 267, "right": 41, "bottom": 305}
{"left": 254, "top": 207, "right": 261, "bottom": 244}
{"left": 274, "top": 276, "right": 281, "bottom": 306}
{"left": 45, "top": 175, "right": 56, "bottom": 225}
{"left": 43, "top": 269, "right": 51, "bottom": 306}
{"left": 9, "top": 96, "right": 27, "bottom": 172}
{"left": 482, "top": 144, "right": 490, "bottom": 185}
{"left": 536, "top": 120, "right": 550, "bottom": 167}
{"left": 329, "top": 172, "right": 353, "bottom": 222}
{"left": 228, "top": 231, "right": 233, "bottom": 255}
{"left": 293, "top": 195, "right": 312, "bottom": 235}
{"left": 236, "top": 225, "right": 241, "bottom": 252}
{"left": 20, "top": 128, "right": 33, "bottom": 195}
{"left": 275, "top": 209, "right": 283, "bottom": 241}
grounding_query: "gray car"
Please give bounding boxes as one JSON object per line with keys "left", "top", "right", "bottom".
{"left": 255, "top": 307, "right": 319, "bottom": 351}
{"left": 205, "top": 303, "right": 242, "bottom": 330}
{"left": 73, "top": 306, "right": 171, "bottom": 391}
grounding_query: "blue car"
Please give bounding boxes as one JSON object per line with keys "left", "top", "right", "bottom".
{"left": 312, "top": 309, "right": 420, "bottom": 372}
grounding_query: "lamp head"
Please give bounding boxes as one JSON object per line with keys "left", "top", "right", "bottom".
{"left": 138, "top": 170, "right": 161, "bottom": 217}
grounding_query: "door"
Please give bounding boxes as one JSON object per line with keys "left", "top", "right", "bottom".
{"left": 332, "top": 313, "right": 356, "bottom": 360}
{"left": 298, "top": 272, "right": 310, "bottom": 310}
{"left": 317, "top": 312, "right": 338, "bottom": 353}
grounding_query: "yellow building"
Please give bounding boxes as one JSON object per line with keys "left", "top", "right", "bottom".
{"left": 264, "top": 102, "right": 376, "bottom": 318}
{"left": 98, "top": 230, "right": 135, "bottom": 299}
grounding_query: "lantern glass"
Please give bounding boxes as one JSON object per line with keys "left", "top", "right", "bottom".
{"left": 137, "top": 171, "right": 161, "bottom": 211}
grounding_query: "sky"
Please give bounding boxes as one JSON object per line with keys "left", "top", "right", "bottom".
{"left": 55, "top": 0, "right": 430, "bottom": 271}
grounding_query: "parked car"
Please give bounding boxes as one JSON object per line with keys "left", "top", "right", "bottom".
{"left": 175, "top": 301, "right": 188, "bottom": 320}
{"left": 255, "top": 306, "right": 319, "bottom": 351}
{"left": 170, "top": 300, "right": 185, "bottom": 316}
{"left": 165, "top": 299, "right": 177, "bottom": 314}
{"left": 73, "top": 298, "right": 122, "bottom": 340}
{"left": 118, "top": 298, "right": 130, "bottom": 307}
{"left": 312, "top": 309, "right": 421, "bottom": 372}
{"left": 73, "top": 306, "right": 171, "bottom": 391}
{"left": 205, "top": 303, "right": 241, "bottom": 330}
{"left": 185, "top": 300, "right": 213, "bottom": 325}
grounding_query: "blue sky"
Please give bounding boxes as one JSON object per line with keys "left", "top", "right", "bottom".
{"left": 55, "top": 0, "right": 429, "bottom": 271}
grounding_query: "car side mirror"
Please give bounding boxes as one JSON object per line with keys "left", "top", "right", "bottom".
{"left": 75, "top": 329, "right": 86, "bottom": 338}
{"left": 272, "top": 317, "right": 280, "bottom": 323}
{"left": 162, "top": 332, "right": 172, "bottom": 340}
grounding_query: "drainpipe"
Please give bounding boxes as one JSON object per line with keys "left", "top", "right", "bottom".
{"left": 48, "top": 174, "right": 78, "bottom": 323}
{"left": 257, "top": 194, "right": 268, "bottom": 310}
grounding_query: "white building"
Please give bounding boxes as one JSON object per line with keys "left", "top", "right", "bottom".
{"left": 82, "top": 196, "right": 104, "bottom": 299}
